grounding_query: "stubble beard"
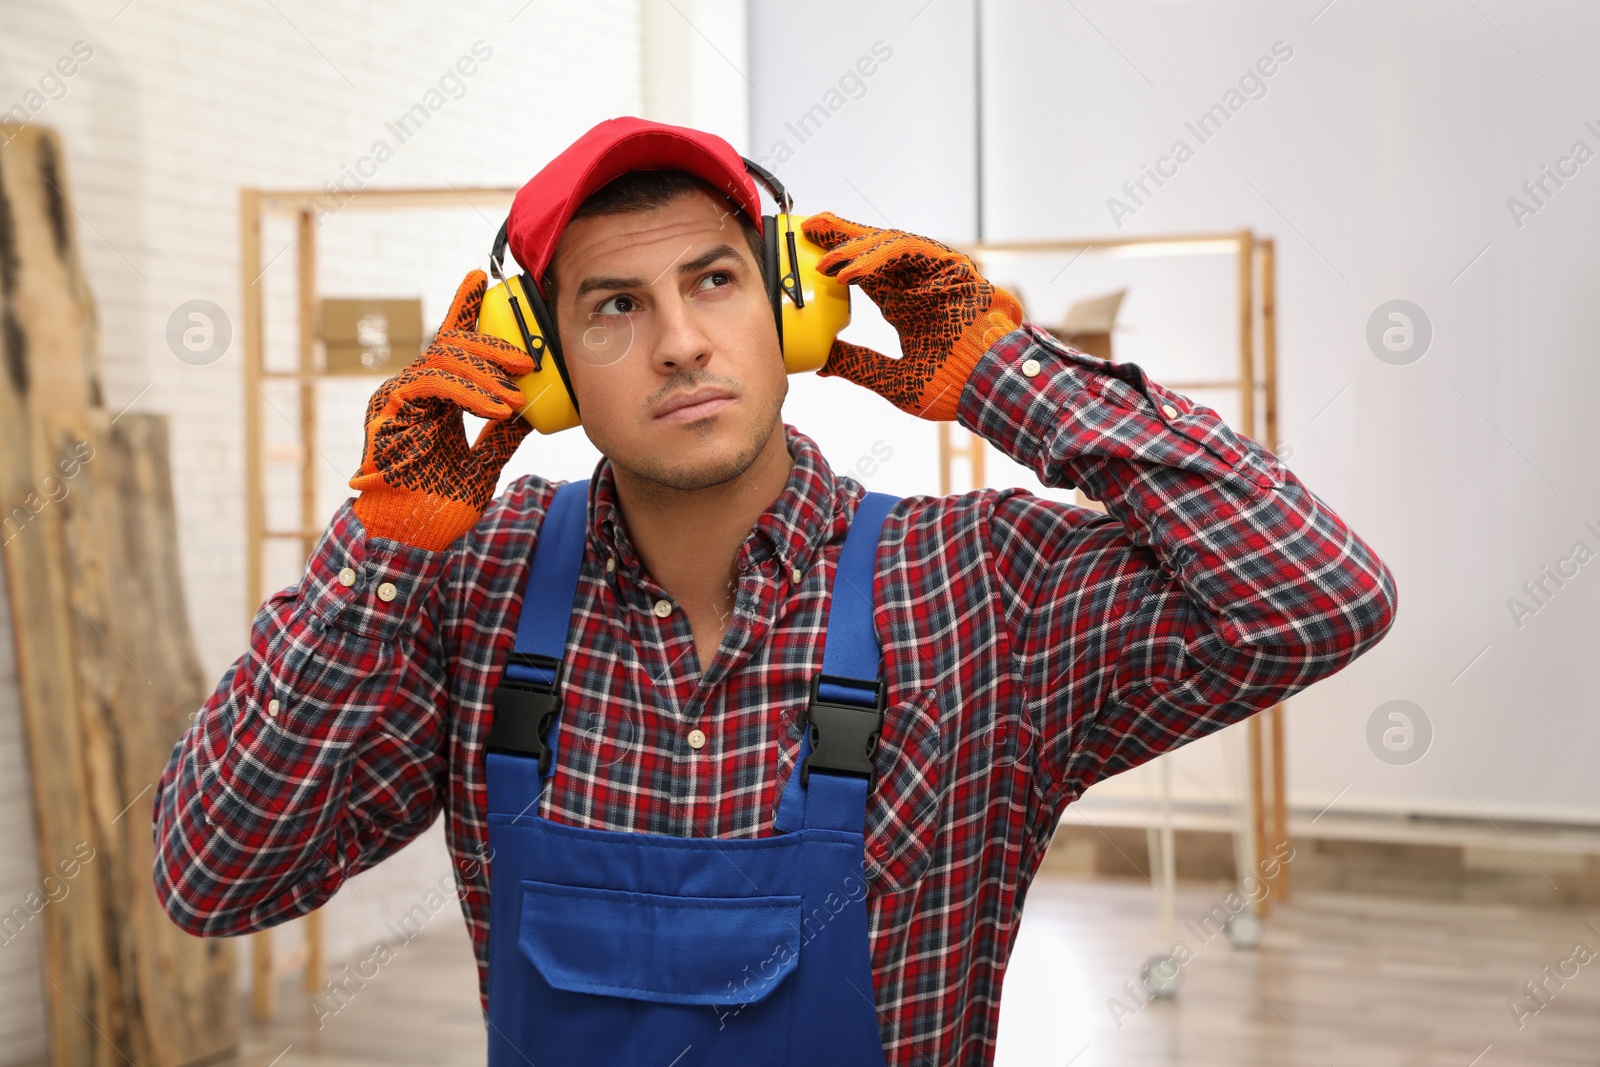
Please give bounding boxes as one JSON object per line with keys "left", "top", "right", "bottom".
{"left": 616, "top": 383, "right": 786, "bottom": 500}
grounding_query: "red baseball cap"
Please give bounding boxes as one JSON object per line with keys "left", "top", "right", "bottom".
{"left": 504, "top": 116, "right": 764, "bottom": 295}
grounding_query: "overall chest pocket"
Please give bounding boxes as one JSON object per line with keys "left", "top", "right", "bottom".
{"left": 517, "top": 880, "right": 803, "bottom": 1005}
{"left": 500, "top": 877, "right": 805, "bottom": 1066}
{"left": 861, "top": 684, "right": 945, "bottom": 895}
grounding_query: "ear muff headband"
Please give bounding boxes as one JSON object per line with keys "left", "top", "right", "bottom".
{"left": 742, "top": 155, "right": 808, "bottom": 321}
{"left": 760, "top": 206, "right": 784, "bottom": 348}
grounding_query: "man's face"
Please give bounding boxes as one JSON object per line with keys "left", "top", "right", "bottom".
{"left": 547, "top": 188, "right": 786, "bottom": 493}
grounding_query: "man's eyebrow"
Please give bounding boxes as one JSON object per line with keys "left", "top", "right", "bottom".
{"left": 572, "top": 243, "right": 745, "bottom": 302}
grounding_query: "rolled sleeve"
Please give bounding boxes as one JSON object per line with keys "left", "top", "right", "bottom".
{"left": 956, "top": 322, "right": 1282, "bottom": 496}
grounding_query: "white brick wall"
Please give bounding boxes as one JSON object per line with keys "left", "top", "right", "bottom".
{"left": 0, "top": 0, "right": 647, "bottom": 1051}
{"left": 3, "top": 0, "right": 643, "bottom": 693}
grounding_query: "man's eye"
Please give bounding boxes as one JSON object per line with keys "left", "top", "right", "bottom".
{"left": 595, "top": 294, "right": 636, "bottom": 316}
{"left": 700, "top": 270, "right": 733, "bottom": 290}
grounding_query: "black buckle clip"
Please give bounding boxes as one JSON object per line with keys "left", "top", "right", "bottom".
{"left": 780, "top": 222, "right": 806, "bottom": 310}
{"left": 486, "top": 652, "right": 562, "bottom": 777}
{"left": 506, "top": 288, "right": 547, "bottom": 373}
{"left": 799, "top": 670, "right": 886, "bottom": 789}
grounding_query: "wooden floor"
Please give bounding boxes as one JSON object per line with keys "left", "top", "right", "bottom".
{"left": 221, "top": 875, "right": 1600, "bottom": 1067}
{"left": 998, "top": 879, "right": 1600, "bottom": 1067}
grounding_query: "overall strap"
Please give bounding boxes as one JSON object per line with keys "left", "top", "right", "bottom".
{"left": 487, "top": 479, "right": 902, "bottom": 835}
{"left": 485, "top": 479, "right": 591, "bottom": 780}
{"left": 776, "top": 490, "right": 900, "bottom": 835}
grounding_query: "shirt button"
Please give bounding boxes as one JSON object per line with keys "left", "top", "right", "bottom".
{"left": 606, "top": 556, "right": 616, "bottom": 573}
{"left": 1161, "top": 403, "right": 1179, "bottom": 419}
{"left": 337, "top": 567, "right": 357, "bottom": 587}
{"left": 377, "top": 581, "right": 398, "bottom": 602}
{"left": 790, "top": 566, "right": 802, "bottom": 584}
{"left": 653, "top": 598, "right": 673, "bottom": 618}
{"left": 267, "top": 698, "right": 280, "bottom": 717}
{"left": 687, "top": 728, "right": 706, "bottom": 750}
{"left": 1021, "top": 358, "right": 1041, "bottom": 377}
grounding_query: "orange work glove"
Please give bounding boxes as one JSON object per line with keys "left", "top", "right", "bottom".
{"left": 349, "top": 270, "right": 534, "bottom": 552}
{"left": 800, "top": 212, "right": 1024, "bottom": 422}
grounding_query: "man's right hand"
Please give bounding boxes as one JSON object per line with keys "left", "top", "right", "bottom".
{"left": 349, "top": 269, "right": 534, "bottom": 552}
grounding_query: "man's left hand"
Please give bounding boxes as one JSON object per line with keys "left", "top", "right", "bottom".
{"left": 801, "top": 211, "right": 1024, "bottom": 422}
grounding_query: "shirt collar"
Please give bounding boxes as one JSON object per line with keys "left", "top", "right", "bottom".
{"left": 586, "top": 422, "right": 857, "bottom": 581}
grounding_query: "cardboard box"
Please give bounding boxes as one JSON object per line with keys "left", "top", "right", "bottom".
{"left": 1043, "top": 288, "right": 1125, "bottom": 362}
{"left": 321, "top": 298, "right": 424, "bottom": 375}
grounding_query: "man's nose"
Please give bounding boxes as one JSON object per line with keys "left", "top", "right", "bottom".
{"left": 652, "top": 292, "right": 712, "bottom": 371}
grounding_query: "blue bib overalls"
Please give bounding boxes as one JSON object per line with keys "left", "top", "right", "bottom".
{"left": 483, "top": 479, "right": 898, "bottom": 1065}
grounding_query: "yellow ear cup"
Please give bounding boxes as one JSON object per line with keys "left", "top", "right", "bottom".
{"left": 477, "top": 214, "right": 850, "bottom": 433}
{"left": 478, "top": 275, "right": 581, "bottom": 435}
{"left": 778, "top": 212, "right": 852, "bottom": 375}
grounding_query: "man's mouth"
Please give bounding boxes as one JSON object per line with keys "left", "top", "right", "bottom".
{"left": 654, "top": 388, "right": 737, "bottom": 422}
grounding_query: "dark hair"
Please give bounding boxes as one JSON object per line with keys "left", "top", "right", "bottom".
{"left": 540, "top": 168, "right": 768, "bottom": 317}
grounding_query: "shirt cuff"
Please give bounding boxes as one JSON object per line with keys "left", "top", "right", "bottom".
{"left": 301, "top": 498, "right": 453, "bottom": 641}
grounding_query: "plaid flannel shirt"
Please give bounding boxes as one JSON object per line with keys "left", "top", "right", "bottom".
{"left": 153, "top": 322, "right": 1397, "bottom": 1065}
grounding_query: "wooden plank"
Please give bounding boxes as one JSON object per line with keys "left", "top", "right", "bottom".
{"left": 238, "top": 188, "right": 277, "bottom": 1023}
{"left": 1269, "top": 703, "right": 1289, "bottom": 899}
{"left": 1236, "top": 229, "right": 1255, "bottom": 445}
{"left": 257, "top": 185, "right": 517, "bottom": 214}
{"left": 1248, "top": 714, "right": 1269, "bottom": 917}
{"left": 1236, "top": 230, "right": 1270, "bottom": 917}
{"left": 0, "top": 545, "right": 50, "bottom": 1063}
{"left": 241, "top": 189, "right": 265, "bottom": 676}
{"left": 1258, "top": 239, "right": 1291, "bottom": 903}
{"left": 108, "top": 415, "right": 237, "bottom": 1062}
{"left": 960, "top": 232, "right": 1245, "bottom": 254}
{"left": 0, "top": 123, "right": 235, "bottom": 1066}
{"left": 0, "top": 119, "right": 117, "bottom": 1067}
{"left": 295, "top": 209, "right": 326, "bottom": 996}
{"left": 297, "top": 209, "right": 318, "bottom": 564}
{"left": 1259, "top": 239, "right": 1278, "bottom": 456}
{"left": 52, "top": 413, "right": 237, "bottom": 1064}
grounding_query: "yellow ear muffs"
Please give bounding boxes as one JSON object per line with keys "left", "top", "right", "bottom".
{"left": 477, "top": 211, "right": 849, "bottom": 435}
{"left": 477, "top": 273, "right": 581, "bottom": 435}
{"left": 772, "top": 212, "right": 852, "bottom": 376}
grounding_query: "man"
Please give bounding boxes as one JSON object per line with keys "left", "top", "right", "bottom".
{"left": 153, "top": 116, "right": 1397, "bottom": 1064}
